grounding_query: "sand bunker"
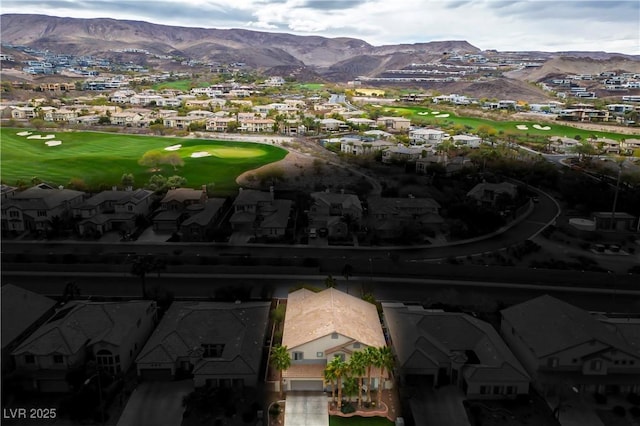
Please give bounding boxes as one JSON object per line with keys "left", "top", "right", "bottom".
{"left": 191, "top": 151, "right": 211, "bottom": 158}
{"left": 516, "top": 125, "right": 529, "bottom": 130}
{"left": 417, "top": 112, "right": 430, "bottom": 115}
{"left": 431, "top": 111, "right": 440, "bottom": 115}
{"left": 435, "top": 114, "right": 450, "bottom": 118}
{"left": 164, "top": 144, "right": 182, "bottom": 151}
{"left": 27, "top": 134, "right": 56, "bottom": 139}
{"left": 45, "top": 140, "right": 62, "bottom": 147}
{"left": 533, "top": 124, "right": 551, "bottom": 130}
{"left": 17, "top": 131, "right": 32, "bottom": 136}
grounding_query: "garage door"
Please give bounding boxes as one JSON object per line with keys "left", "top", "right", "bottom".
{"left": 291, "top": 380, "right": 324, "bottom": 391}
{"left": 140, "top": 369, "right": 173, "bottom": 381}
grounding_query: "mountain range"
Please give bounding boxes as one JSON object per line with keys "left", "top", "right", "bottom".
{"left": 2, "top": 14, "right": 640, "bottom": 101}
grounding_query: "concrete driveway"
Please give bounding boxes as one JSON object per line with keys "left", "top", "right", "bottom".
{"left": 285, "top": 392, "right": 328, "bottom": 426}
{"left": 411, "top": 384, "right": 471, "bottom": 426}
{"left": 117, "top": 380, "right": 194, "bottom": 426}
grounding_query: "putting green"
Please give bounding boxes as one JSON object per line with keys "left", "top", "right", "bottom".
{"left": 182, "top": 145, "right": 268, "bottom": 159}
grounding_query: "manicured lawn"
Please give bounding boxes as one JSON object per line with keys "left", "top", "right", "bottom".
{"left": 388, "top": 106, "right": 630, "bottom": 141}
{"left": 0, "top": 128, "right": 287, "bottom": 193}
{"left": 152, "top": 79, "right": 209, "bottom": 91}
{"left": 329, "top": 416, "right": 394, "bottom": 426}
{"left": 299, "top": 83, "right": 325, "bottom": 90}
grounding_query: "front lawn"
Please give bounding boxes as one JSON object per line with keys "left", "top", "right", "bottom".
{"left": 329, "top": 416, "right": 394, "bottom": 426}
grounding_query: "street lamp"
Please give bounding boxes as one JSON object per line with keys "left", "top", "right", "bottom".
{"left": 84, "top": 372, "right": 104, "bottom": 424}
{"left": 610, "top": 161, "right": 623, "bottom": 230}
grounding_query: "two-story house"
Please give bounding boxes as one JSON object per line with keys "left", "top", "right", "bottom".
{"left": 500, "top": 295, "right": 640, "bottom": 396}
{"left": 12, "top": 301, "right": 157, "bottom": 393}
{"left": 152, "top": 187, "right": 207, "bottom": 233}
{"left": 75, "top": 188, "right": 154, "bottom": 237}
{"left": 2, "top": 285, "right": 56, "bottom": 376}
{"left": 1, "top": 184, "right": 85, "bottom": 233}
{"left": 366, "top": 196, "right": 442, "bottom": 240}
{"left": 136, "top": 301, "right": 269, "bottom": 386}
{"left": 229, "top": 188, "right": 292, "bottom": 240}
{"left": 383, "top": 303, "right": 530, "bottom": 399}
{"left": 409, "top": 128, "right": 445, "bottom": 145}
{"left": 281, "top": 288, "right": 387, "bottom": 392}
{"left": 308, "top": 191, "right": 363, "bottom": 239}
{"left": 376, "top": 116, "right": 411, "bottom": 132}
{"left": 467, "top": 182, "right": 517, "bottom": 207}
{"left": 179, "top": 198, "right": 227, "bottom": 242}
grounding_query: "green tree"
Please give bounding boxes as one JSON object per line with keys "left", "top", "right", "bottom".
{"left": 328, "top": 356, "right": 348, "bottom": 409}
{"left": 163, "top": 152, "right": 185, "bottom": 171}
{"left": 324, "top": 361, "right": 338, "bottom": 404}
{"left": 147, "top": 174, "right": 167, "bottom": 192}
{"left": 324, "top": 275, "right": 337, "bottom": 288}
{"left": 375, "top": 346, "right": 394, "bottom": 407}
{"left": 349, "top": 350, "right": 367, "bottom": 408}
{"left": 364, "top": 346, "right": 377, "bottom": 403}
{"left": 138, "top": 151, "right": 164, "bottom": 172}
{"left": 149, "top": 123, "right": 166, "bottom": 135}
{"left": 121, "top": 173, "right": 135, "bottom": 188}
{"left": 270, "top": 345, "right": 291, "bottom": 398}
{"left": 166, "top": 175, "right": 187, "bottom": 188}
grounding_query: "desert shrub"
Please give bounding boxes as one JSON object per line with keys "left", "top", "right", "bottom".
{"left": 341, "top": 402, "right": 355, "bottom": 414}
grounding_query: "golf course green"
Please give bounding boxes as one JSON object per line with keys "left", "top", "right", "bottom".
{"left": 0, "top": 128, "right": 287, "bottom": 192}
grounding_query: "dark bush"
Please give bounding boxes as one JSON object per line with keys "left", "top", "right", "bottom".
{"left": 269, "top": 403, "right": 280, "bottom": 417}
{"left": 341, "top": 402, "right": 355, "bottom": 414}
{"left": 628, "top": 392, "right": 640, "bottom": 405}
{"left": 594, "top": 393, "right": 607, "bottom": 404}
{"left": 629, "top": 406, "right": 640, "bottom": 417}
{"left": 612, "top": 406, "right": 626, "bottom": 417}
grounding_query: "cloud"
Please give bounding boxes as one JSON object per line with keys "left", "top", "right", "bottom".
{"left": 2, "top": 0, "right": 638, "bottom": 53}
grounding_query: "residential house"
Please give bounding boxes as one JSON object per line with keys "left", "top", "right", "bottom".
{"left": 163, "top": 115, "right": 205, "bottom": 130}
{"left": 409, "top": 128, "right": 445, "bottom": 145}
{"left": 382, "top": 145, "right": 423, "bottom": 163}
{"left": 281, "top": 288, "right": 387, "bottom": 392}
{"left": 376, "top": 116, "right": 411, "bottom": 131}
{"left": 1, "top": 184, "right": 17, "bottom": 199}
{"left": 558, "top": 108, "right": 610, "bottom": 122}
{"left": 346, "top": 117, "right": 376, "bottom": 128}
{"left": 2, "top": 285, "right": 56, "bottom": 375}
{"left": 319, "top": 118, "right": 348, "bottom": 132}
{"left": 450, "top": 134, "right": 482, "bottom": 148}
{"left": 229, "top": 188, "right": 292, "bottom": 239}
{"left": 12, "top": 301, "right": 157, "bottom": 392}
{"left": 1, "top": 184, "right": 85, "bottom": 233}
{"left": 239, "top": 118, "right": 275, "bottom": 133}
{"left": 589, "top": 138, "right": 620, "bottom": 154}
{"left": 10, "top": 106, "right": 37, "bottom": 120}
{"left": 153, "top": 187, "right": 208, "bottom": 233}
{"left": 383, "top": 303, "right": 530, "bottom": 398}
{"left": 179, "top": 198, "right": 227, "bottom": 242}
{"left": 136, "top": 301, "right": 269, "bottom": 386}
{"left": 340, "top": 139, "right": 395, "bottom": 156}
{"left": 549, "top": 137, "right": 580, "bottom": 153}
{"left": 75, "top": 188, "right": 153, "bottom": 237}
{"left": 500, "top": 295, "right": 640, "bottom": 395}
{"left": 621, "top": 139, "right": 640, "bottom": 154}
{"left": 206, "top": 116, "right": 237, "bottom": 132}
{"left": 467, "top": 182, "right": 517, "bottom": 207}
{"left": 308, "top": 191, "right": 363, "bottom": 239}
{"left": 366, "top": 196, "right": 443, "bottom": 240}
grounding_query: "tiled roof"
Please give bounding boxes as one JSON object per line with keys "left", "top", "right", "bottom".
{"left": 383, "top": 303, "right": 529, "bottom": 383}
{"left": 161, "top": 188, "right": 204, "bottom": 204}
{"left": 233, "top": 189, "right": 272, "bottom": 206}
{"left": 181, "top": 198, "right": 225, "bottom": 227}
{"left": 310, "top": 192, "right": 362, "bottom": 211}
{"left": 1, "top": 285, "right": 56, "bottom": 348}
{"left": 501, "top": 295, "right": 640, "bottom": 358}
{"left": 136, "top": 302, "right": 269, "bottom": 376}
{"left": 259, "top": 199, "right": 292, "bottom": 229}
{"left": 12, "top": 301, "right": 154, "bottom": 356}
{"left": 282, "top": 288, "right": 385, "bottom": 350}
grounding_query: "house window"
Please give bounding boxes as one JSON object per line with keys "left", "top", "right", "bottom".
{"left": 590, "top": 360, "right": 602, "bottom": 371}
{"left": 202, "top": 344, "right": 225, "bottom": 358}
{"left": 631, "top": 360, "right": 635, "bottom": 365}
{"left": 480, "top": 386, "right": 488, "bottom": 394}
{"left": 9, "top": 210, "right": 19, "bottom": 218}
{"left": 96, "top": 349, "right": 121, "bottom": 374}
{"left": 293, "top": 352, "right": 303, "bottom": 361}
{"left": 353, "top": 342, "right": 361, "bottom": 349}
{"left": 316, "top": 352, "right": 323, "bottom": 358}
{"left": 53, "top": 355, "right": 63, "bottom": 364}
{"left": 572, "top": 358, "right": 578, "bottom": 364}
{"left": 547, "top": 357, "right": 559, "bottom": 368}
{"left": 25, "top": 354, "right": 35, "bottom": 364}
{"left": 622, "top": 360, "right": 627, "bottom": 365}
{"left": 506, "top": 386, "right": 515, "bottom": 395}
{"left": 334, "top": 353, "right": 345, "bottom": 362}
{"left": 37, "top": 210, "right": 47, "bottom": 217}
{"left": 331, "top": 332, "right": 339, "bottom": 339}
{"left": 493, "top": 386, "right": 503, "bottom": 395}
{"left": 614, "top": 360, "right": 620, "bottom": 365}
{"left": 127, "top": 205, "right": 133, "bottom": 211}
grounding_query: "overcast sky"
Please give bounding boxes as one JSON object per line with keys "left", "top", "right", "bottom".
{"left": 3, "top": 0, "right": 639, "bottom": 54}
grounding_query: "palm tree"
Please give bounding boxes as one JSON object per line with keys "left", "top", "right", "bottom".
{"left": 363, "top": 346, "right": 377, "bottom": 403}
{"left": 375, "top": 346, "right": 394, "bottom": 407}
{"left": 324, "top": 363, "right": 338, "bottom": 404}
{"left": 328, "top": 356, "right": 348, "bottom": 409}
{"left": 270, "top": 345, "right": 291, "bottom": 399}
{"left": 349, "top": 350, "right": 367, "bottom": 409}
